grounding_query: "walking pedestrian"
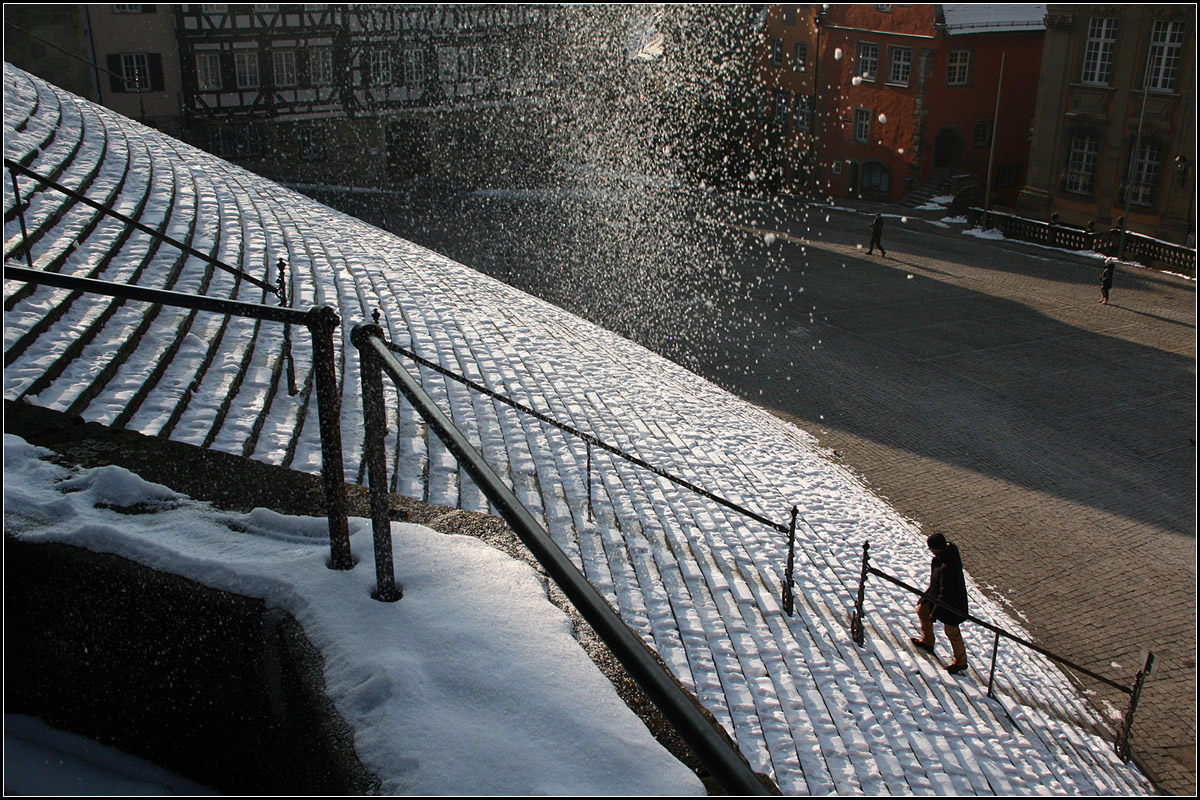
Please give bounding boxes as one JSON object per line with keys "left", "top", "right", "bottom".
{"left": 1099, "top": 258, "right": 1115, "bottom": 304}
{"left": 911, "top": 532, "right": 970, "bottom": 674}
{"left": 867, "top": 213, "right": 886, "bottom": 257}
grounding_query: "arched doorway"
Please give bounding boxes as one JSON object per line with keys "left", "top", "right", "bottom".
{"left": 934, "top": 126, "right": 962, "bottom": 170}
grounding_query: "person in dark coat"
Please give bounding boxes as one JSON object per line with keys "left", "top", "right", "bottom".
{"left": 911, "top": 532, "right": 969, "bottom": 674}
{"left": 867, "top": 213, "right": 886, "bottom": 257}
{"left": 1099, "top": 258, "right": 1115, "bottom": 304}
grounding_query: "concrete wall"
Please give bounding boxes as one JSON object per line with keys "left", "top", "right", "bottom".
{"left": 5, "top": 537, "right": 379, "bottom": 795}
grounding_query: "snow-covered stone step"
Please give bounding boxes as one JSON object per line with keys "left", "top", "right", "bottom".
{"left": 5, "top": 139, "right": 178, "bottom": 382}
{"left": 4, "top": 100, "right": 114, "bottom": 271}
{"left": 1, "top": 68, "right": 47, "bottom": 150}
{"left": 2, "top": 64, "right": 1152, "bottom": 796}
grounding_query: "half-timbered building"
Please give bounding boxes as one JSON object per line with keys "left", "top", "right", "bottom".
{"left": 175, "top": 4, "right": 562, "bottom": 186}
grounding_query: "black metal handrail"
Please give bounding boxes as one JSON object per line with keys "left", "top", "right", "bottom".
{"left": 5, "top": 159, "right": 277, "bottom": 294}
{"left": 352, "top": 323, "right": 772, "bottom": 795}
{"left": 2, "top": 264, "right": 353, "bottom": 572}
{"left": 847, "top": 541, "right": 1155, "bottom": 763}
{"left": 385, "top": 339, "right": 791, "bottom": 534}
{"left": 383, "top": 338, "right": 821, "bottom": 615}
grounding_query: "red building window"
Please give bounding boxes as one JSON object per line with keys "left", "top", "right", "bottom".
{"left": 863, "top": 161, "right": 890, "bottom": 193}
{"left": 853, "top": 108, "right": 872, "bottom": 143}
{"left": 947, "top": 50, "right": 971, "bottom": 86}
{"left": 888, "top": 46, "right": 912, "bottom": 86}
{"left": 857, "top": 43, "right": 879, "bottom": 81}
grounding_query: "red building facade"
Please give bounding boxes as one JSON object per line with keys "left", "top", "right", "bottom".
{"left": 812, "top": 5, "right": 1045, "bottom": 206}
{"left": 752, "top": 5, "right": 821, "bottom": 193}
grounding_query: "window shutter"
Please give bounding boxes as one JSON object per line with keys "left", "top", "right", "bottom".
{"left": 107, "top": 53, "right": 125, "bottom": 93}
{"left": 148, "top": 53, "right": 164, "bottom": 91}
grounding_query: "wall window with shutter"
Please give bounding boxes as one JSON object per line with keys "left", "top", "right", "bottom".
{"left": 107, "top": 52, "right": 163, "bottom": 93}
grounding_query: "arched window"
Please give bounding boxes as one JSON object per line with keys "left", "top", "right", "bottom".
{"left": 862, "top": 161, "right": 890, "bottom": 194}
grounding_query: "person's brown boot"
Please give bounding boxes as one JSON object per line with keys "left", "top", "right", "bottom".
{"left": 945, "top": 661, "right": 969, "bottom": 675}
{"left": 910, "top": 637, "right": 935, "bottom": 654}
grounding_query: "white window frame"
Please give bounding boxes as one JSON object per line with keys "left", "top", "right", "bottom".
{"left": 974, "top": 119, "right": 994, "bottom": 148}
{"left": 235, "top": 51, "right": 259, "bottom": 89}
{"left": 120, "top": 53, "right": 150, "bottom": 91}
{"left": 1125, "top": 138, "right": 1163, "bottom": 206}
{"left": 460, "top": 45, "right": 484, "bottom": 80}
{"left": 437, "top": 46, "right": 459, "bottom": 82}
{"left": 857, "top": 42, "right": 879, "bottom": 81}
{"left": 887, "top": 46, "right": 912, "bottom": 86}
{"left": 273, "top": 49, "right": 297, "bottom": 87}
{"left": 309, "top": 47, "right": 332, "bottom": 86}
{"left": 947, "top": 50, "right": 970, "bottom": 85}
{"left": 403, "top": 49, "right": 426, "bottom": 85}
{"left": 772, "top": 90, "right": 790, "bottom": 130}
{"left": 854, "top": 108, "right": 871, "bottom": 143}
{"left": 793, "top": 42, "right": 807, "bottom": 72}
{"left": 196, "top": 52, "right": 222, "bottom": 91}
{"left": 794, "top": 94, "right": 813, "bottom": 132}
{"left": 1064, "top": 130, "right": 1100, "bottom": 195}
{"left": 1080, "top": 17, "right": 1118, "bottom": 86}
{"left": 771, "top": 38, "right": 783, "bottom": 67}
{"left": 370, "top": 49, "right": 392, "bottom": 85}
{"left": 1145, "top": 19, "right": 1184, "bottom": 92}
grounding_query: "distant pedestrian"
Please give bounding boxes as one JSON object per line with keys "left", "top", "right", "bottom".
{"left": 1099, "top": 258, "right": 1115, "bottom": 304}
{"left": 911, "top": 532, "right": 970, "bottom": 675}
{"left": 867, "top": 213, "right": 886, "bottom": 257}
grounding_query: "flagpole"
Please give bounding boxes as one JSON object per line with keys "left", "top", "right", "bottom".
{"left": 984, "top": 52, "right": 1004, "bottom": 229}
{"left": 1119, "top": 70, "right": 1151, "bottom": 260}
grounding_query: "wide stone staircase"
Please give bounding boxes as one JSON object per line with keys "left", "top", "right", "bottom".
{"left": 3, "top": 63, "right": 1151, "bottom": 795}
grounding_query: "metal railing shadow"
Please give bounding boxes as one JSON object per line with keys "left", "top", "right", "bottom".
{"left": 847, "top": 541, "right": 1155, "bottom": 764}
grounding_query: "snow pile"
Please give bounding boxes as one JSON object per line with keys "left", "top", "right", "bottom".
{"left": 3, "top": 433, "right": 705, "bottom": 795}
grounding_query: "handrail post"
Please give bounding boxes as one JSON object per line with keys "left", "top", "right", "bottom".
{"left": 277, "top": 258, "right": 297, "bottom": 396}
{"left": 352, "top": 323, "right": 402, "bottom": 602}
{"left": 781, "top": 506, "right": 798, "bottom": 616}
{"left": 850, "top": 540, "right": 870, "bottom": 646}
{"left": 306, "top": 305, "right": 353, "bottom": 571}
{"left": 358, "top": 328, "right": 771, "bottom": 794}
{"left": 10, "top": 169, "right": 36, "bottom": 270}
{"left": 987, "top": 630, "right": 1001, "bottom": 698}
{"left": 1115, "top": 650, "right": 1156, "bottom": 762}
{"left": 586, "top": 440, "right": 593, "bottom": 522}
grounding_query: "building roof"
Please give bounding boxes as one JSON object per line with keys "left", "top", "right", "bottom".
{"left": 938, "top": 4, "right": 1046, "bottom": 34}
